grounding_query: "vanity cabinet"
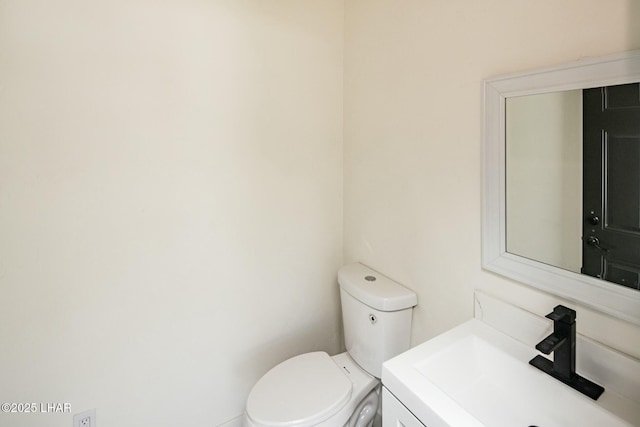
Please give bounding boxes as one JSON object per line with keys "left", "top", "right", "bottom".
{"left": 382, "top": 387, "right": 426, "bottom": 427}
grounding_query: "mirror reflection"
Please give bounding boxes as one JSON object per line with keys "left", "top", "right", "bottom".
{"left": 506, "top": 83, "right": 640, "bottom": 291}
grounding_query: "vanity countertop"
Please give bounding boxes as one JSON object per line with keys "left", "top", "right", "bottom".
{"left": 382, "top": 319, "right": 640, "bottom": 427}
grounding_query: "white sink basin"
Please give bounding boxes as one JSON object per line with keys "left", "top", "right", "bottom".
{"left": 382, "top": 319, "right": 634, "bottom": 427}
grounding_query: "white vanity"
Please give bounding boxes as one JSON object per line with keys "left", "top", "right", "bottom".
{"left": 380, "top": 293, "right": 640, "bottom": 427}
{"left": 382, "top": 387, "right": 424, "bottom": 427}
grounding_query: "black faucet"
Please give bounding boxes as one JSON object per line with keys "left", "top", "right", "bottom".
{"left": 529, "top": 305, "right": 605, "bottom": 400}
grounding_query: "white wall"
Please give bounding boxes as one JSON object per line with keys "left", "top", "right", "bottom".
{"left": 0, "top": 1, "right": 343, "bottom": 426}
{"left": 344, "top": 0, "right": 640, "bottom": 352}
{"left": 3, "top": 1, "right": 640, "bottom": 426}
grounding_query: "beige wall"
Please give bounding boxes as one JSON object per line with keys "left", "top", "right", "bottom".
{"left": 3, "top": 1, "right": 640, "bottom": 426}
{"left": 0, "top": 1, "right": 343, "bottom": 426}
{"left": 344, "top": 0, "right": 640, "bottom": 351}
{"left": 506, "top": 91, "right": 582, "bottom": 273}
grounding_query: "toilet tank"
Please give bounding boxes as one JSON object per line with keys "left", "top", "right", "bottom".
{"left": 338, "top": 263, "right": 417, "bottom": 378}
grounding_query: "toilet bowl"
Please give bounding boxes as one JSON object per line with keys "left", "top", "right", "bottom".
{"left": 243, "top": 263, "right": 417, "bottom": 427}
{"left": 243, "top": 352, "right": 378, "bottom": 427}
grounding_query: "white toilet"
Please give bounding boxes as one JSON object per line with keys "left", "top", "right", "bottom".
{"left": 243, "top": 263, "right": 417, "bottom": 427}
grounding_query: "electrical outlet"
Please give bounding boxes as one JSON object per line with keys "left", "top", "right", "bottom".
{"left": 73, "top": 409, "right": 96, "bottom": 427}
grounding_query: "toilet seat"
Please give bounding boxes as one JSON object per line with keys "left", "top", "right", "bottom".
{"left": 246, "top": 352, "right": 353, "bottom": 427}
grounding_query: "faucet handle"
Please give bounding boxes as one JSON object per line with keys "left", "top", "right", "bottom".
{"left": 535, "top": 332, "right": 567, "bottom": 354}
{"left": 545, "top": 305, "right": 576, "bottom": 324}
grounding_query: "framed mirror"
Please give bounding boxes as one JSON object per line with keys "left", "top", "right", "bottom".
{"left": 483, "top": 50, "right": 640, "bottom": 325}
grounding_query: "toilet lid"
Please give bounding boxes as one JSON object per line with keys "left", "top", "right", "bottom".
{"left": 246, "top": 352, "right": 352, "bottom": 427}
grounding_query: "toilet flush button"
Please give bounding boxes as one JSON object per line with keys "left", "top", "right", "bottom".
{"left": 364, "top": 275, "right": 376, "bottom": 282}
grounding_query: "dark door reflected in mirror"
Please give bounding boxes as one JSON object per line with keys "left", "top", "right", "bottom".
{"left": 583, "top": 83, "right": 640, "bottom": 289}
{"left": 506, "top": 83, "right": 640, "bottom": 291}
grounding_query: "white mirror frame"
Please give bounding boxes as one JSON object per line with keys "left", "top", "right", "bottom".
{"left": 483, "top": 50, "right": 640, "bottom": 326}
